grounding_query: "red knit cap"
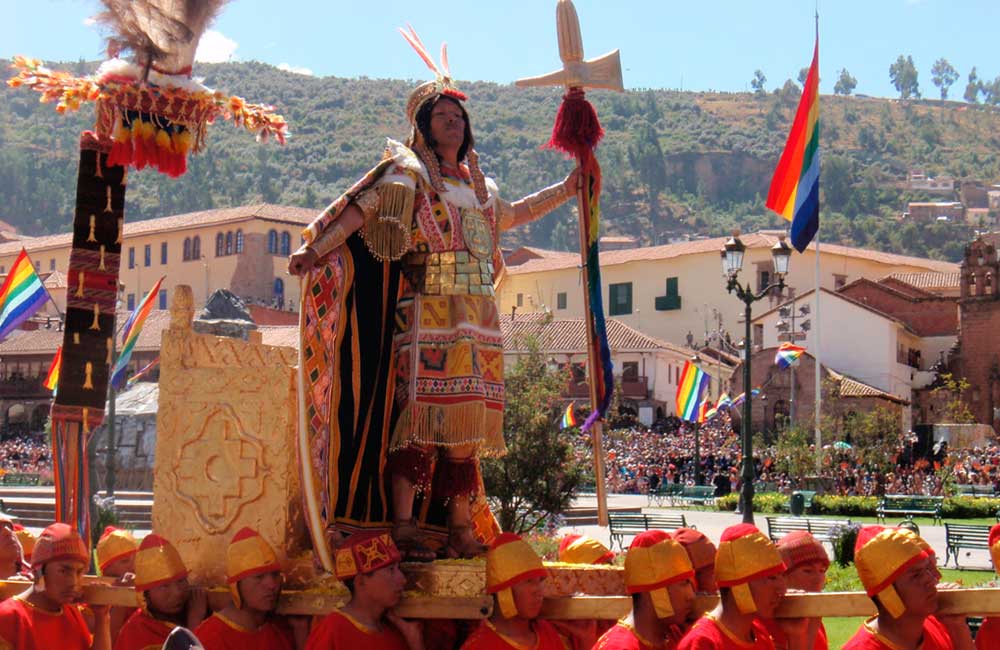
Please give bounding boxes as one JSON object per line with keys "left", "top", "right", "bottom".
{"left": 673, "top": 527, "right": 717, "bottom": 569}
{"left": 776, "top": 531, "right": 830, "bottom": 571}
{"left": 32, "top": 523, "right": 88, "bottom": 569}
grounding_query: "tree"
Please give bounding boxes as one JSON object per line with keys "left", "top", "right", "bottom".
{"left": 983, "top": 76, "right": 1000, "bottom": 106}
{"left": 833, "top": 68, "right": 857, "bottom": 96}
{"left": 627, "top": 120, "right": 667, "bottom": 204}
{"left": 822, "top": 154, "right": 854, "bottom": 212}
{"left": 797, "top": 67, "right": 810, "bottom": 85}
{"left": 751, "top": 70, "right": 767, "bottom": 97}
{"left": 931, "top": 373, "right": 975, "bottom": 424}
{"left": 930, "top": 58, "right": 959, "bottom": 102}
{"left": 964, "top": 67, "right": 981, "bottom": 103}
{"left": 889, "top": 55, "right": 920, "bottom": 100}
{"left": 481, "top": 335, "right": 585, "bottom": 533}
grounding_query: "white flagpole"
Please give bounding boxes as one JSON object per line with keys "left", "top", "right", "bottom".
{"left": 813, "top": 7, "right": 822, "bottom": 473}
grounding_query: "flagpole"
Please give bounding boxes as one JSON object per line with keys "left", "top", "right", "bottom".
{"left": 813, "top": 8, "right": 823, "bottom": 473}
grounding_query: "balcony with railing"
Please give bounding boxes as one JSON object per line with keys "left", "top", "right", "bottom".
{"left": 564, "top": 375, "right": 649, "bottom": 400}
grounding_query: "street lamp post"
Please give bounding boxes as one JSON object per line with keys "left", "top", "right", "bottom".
{"left": 723, "top": 232, "right": 792, "bottom": 525}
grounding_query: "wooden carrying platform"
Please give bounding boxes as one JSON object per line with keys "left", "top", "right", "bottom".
{"left": 4, "top": 560, "right": 1000, "bottom": 619}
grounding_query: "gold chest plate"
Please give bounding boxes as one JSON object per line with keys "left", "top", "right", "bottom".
{"left": 461, "top": 208, "right": 494, "bottom": 260}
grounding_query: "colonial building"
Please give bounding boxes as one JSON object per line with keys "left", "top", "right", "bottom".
{"left": 497, "top": 232, "right": 958, "bottom": 351}
{"left": 0, "top": 203, "right": 315, "bottom": 314}
{"left": 731, "top": 348, "right": 908, "bottom": 436}
{"left": 500, "top": 313, "right": 736, "bottom": 425}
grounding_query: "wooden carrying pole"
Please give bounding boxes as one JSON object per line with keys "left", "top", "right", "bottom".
{"left": 7, "top": 581, "right": 1000, "bottom": 620}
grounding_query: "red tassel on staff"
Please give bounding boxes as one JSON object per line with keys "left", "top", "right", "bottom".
{"left": 545, "top": 87, "right": 605, "bottom": 159}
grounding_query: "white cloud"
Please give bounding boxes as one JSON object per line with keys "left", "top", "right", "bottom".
{"left": 83, "top": 17, "right": 97, "bottom": 27}
{"left": 277, "top": 63, "right": 314, "bottom": 76}
{"left": 195, "top": 30, "right": 238, "bottom": 63}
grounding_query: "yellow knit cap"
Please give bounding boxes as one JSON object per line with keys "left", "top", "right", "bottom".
{"left": 486, "top": 533, "right": 547, "bottom": 619}
{"left": 715, "top": 524, "right": 785, "bottom": 614}
{"left": 134, "top": 534, "right": 188, "bottom": 592}
{"left": 624, "top": 531, "right": 694, "bottom": 618}
{"left": 854, "top": 526, "right": 931, "bottom": 619}
{"left": 96, "top": 526, "right": 138, "bottom": 573}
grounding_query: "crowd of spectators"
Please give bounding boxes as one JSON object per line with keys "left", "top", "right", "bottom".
{"left": 590, "top": 416, "right": 1000, "bottom": 497}
{"left": 0, "top": 433, "right": 49, "bottom": 476}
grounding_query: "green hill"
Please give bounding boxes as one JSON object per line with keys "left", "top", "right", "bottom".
{"left": 3, "top": 59, "right": 1000, "bottom": 261}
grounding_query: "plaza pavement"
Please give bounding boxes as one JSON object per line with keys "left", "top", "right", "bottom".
{"left": 558, "top": 493, "right": 996, "bottom": 571}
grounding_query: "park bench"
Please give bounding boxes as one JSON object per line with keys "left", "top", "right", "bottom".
{"left": 677, "top": 486, "right": 716, "bottom": 507}
{"left": 944, "top": 523, "right": 991, "bottom": 568}
{"left": 956, "top": 484, "right": 996, "bottom": 498}
{"left": 0, "top": 473, "right": 40, "bottom": 486}
{"left": 765, "top": 516, "right": 852, "bottom": 546}
{"left": 647, "top": 483, "right": 683, "bottom": 507}
{"left": 876, "top": 495, "right": 944, "bottom": 525}
{"left": 608, "top": 512, "right": 688, "bottom": 550}
{"left": 781, "top": 490, "right": 817, "bottom": 514}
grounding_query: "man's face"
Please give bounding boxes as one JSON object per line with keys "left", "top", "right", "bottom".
{"left": 747, "top": 573, "right": 786, "bottom": 619}
{"left": 41, "top": 559, "right": 86, "bottom": 605}
{"left": 238, "top": 570, "right": 282, "bottom": 613}
{"left": 102, "top": 554, "right": 135, "bottom": 578}
{"left": 665, "top": 580, "right": 696, "bottom": 624}
{"left": 784, "top": 561, "right": 827, "bottom": 593}
{"left": 892, "top": 556, "right": 940, "bottom": 617}
{"left": 0, "top": 521, "right": 21, "bottom": 566}
{"left": 356, "top": 562, "right": 406, "bottom": 610}
{"left": 511, "top": 575, "right": 546, "bottom": 620}
{"left": 146, "top": 577, "right": 190, "bottom": 616}
{"left": 428, "top": 98, "right": 466, "bottom": 151}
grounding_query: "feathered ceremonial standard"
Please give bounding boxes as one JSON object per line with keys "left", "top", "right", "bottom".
{"left": 7, "top": 0, "right": 287, "bottom": 546}
{"left": 516, "top": 0, "right": 623, "bottom": 525}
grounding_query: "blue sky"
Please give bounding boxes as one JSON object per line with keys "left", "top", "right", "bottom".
{"left": 4, "top": 1, "right": 997, "bottom": 99}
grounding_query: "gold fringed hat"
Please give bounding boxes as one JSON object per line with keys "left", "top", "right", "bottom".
{"left": 31, "top": 523, "right": 89, "bottom": 570}
{"left": 557, "top": 534, "right": 614, "bottom": 565}
{"left": 134, "top": 534, "right": 188, "bottom": 592}
{"left": 623, "top": 530, "right": 694, "bottom": 619}
{"left": 854, "top": 525, "right": 932, "bottom": 619}
{"left": 715, "top": 524, "right": 786, "bottom": 614}
{"left": 97, "top": 525, "right": 138, "bottom": 573}
{"left": 334, "top": 531, "right": 402, "bottom": 580}
{"left": 225, "top": 527, "right": 282, "bottom": 608}
{"left": 398, "top": 25, "right": 489, "bottom": 205}
{"left": 486, "top": 533, "right": 548, "bottom": 619}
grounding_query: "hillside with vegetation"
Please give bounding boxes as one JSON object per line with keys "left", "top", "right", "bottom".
{"left": 3, "top": 58, "right": 1000, "bottom": 261}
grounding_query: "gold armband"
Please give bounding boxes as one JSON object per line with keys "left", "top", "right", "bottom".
{"left": 306, "top": 222, "right": 350, "bottom": 259}
{"left": 516, "top": 182, "right": 574, "bottom": 222}
{"left": 358, "top": 182, "right": 415, "bottom": 262}
{"left": 496, "top": 199, "right": 516, "bottom": 232}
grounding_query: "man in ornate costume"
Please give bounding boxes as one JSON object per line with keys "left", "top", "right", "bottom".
{"left": 289, "top": 29, "right": 577, "bottom": 562}
{"left": 115, "top": 534, "right": 208, "bottom": 650}
{"left": 0, "top": 522, "right": 109, "bottom": 649}
{"left": 975, "top": 524, "right": 1000, "bottom": 649}
{"left": 0, "top": 514, "right": 29, "bottom": 580}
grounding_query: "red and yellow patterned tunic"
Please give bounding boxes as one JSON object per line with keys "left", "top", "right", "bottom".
{"left": 384, "top": 143, "right": 506, "bottom": 456}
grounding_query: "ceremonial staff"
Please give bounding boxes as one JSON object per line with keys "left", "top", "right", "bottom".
{"left": 516, "top": 0, "right": 623, "bottom": 526}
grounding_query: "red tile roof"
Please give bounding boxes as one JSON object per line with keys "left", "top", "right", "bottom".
{"left": 506, "top": 233, "right": 958, "bottom": 276}
{"left": 827, "top": 368, "right": 909, "bottom": 404}
{"left": 501, "top": 313, "right": 690, "bottom": 355}
{"left": 883, "top": 271, "right": 961, "bottom": 291}
{"left": 0, "top": 204, "right": 317, "bottom": 256}
{"left": 0, "top": 309, "right": 171, "bottom": 356}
